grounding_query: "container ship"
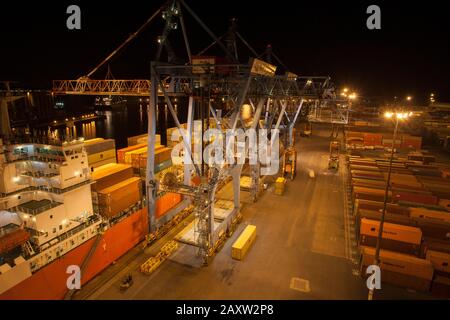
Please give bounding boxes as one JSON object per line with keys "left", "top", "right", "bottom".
{"left": 0, "top": 132, "right": 181, "bottom": 300}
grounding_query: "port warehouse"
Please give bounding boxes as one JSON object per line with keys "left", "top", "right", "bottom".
{"left": 345, "top": 122, "right": 450, "bottom": 297}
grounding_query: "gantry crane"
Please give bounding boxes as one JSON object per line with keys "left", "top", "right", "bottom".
{"left": 143, "top": 0, "right": 350, "bottom": 264}
{"left": 48, "top": 0, "right": 350, "bottom": 264}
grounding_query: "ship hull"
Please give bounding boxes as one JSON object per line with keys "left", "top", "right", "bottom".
{"left": 0, "top": 208, "right": 148, "bottom": 300}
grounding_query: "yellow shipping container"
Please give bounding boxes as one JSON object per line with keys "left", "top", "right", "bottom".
{"left": 90, "top": 158, "right": 117, "bottom": 170}
{"left": 87, "top": 149, "right": 117, "bottom": 165}
{"left": 84, "top": 138, "right": 104, "bottom": 145}
{"left": 275, "top": 177, "right": 285, "bottom": 195}
{"left": 232, "top": 225, "right": 256, "bottom": 260}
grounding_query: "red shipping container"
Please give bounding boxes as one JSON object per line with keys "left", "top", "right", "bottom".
{"left": 382, "top": 139, "right": 402, "bottom": 147}
{"left": 402, "top": 136, "right": 422, "bottom": 150}
{"left": 390, "top": 182, "right": 425, "bottom": 191}
{"left": 363, "top": 133, "right": 383, "bottom": 146}
{"left": 393, "top": 191, "right": 438, "bottom": 205}
{"left": 0, "top": 228, "right": 30, "bottom": 254}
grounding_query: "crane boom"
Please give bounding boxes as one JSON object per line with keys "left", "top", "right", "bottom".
{"left": 85, "top": 6, "right": 163, "bottom": 78}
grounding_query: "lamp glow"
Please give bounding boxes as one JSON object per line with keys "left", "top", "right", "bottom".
{"left": 384, "top": 112, "right": 393, "bottom": 119}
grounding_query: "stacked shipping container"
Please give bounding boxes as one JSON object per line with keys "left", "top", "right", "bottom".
{"left": 346, "top": 131, "right": 422, "bottom": 150}
{"left": 84, "top": 138, "right": 117, "bottom": 170}
{"left": 348, "top": 153, "right": 450, "bottom": 296}
{"left": 97, "top": 177, "right": 142, "bottom": 218}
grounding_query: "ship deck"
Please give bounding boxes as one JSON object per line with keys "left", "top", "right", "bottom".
{"left": 17, "top": 199, "right": 62, "bottom": 215}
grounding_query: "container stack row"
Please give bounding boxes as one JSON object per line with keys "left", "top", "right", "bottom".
{"left": 347, "top": 154, "right": 450, "bottom": 297}
{"left": 345, "top": 131, "right": 422, "bottom": 151}
{"left": 115, "top": 136, "right": 173, "bottom": 176}
{"left": 84, "top": 138, "right": 117, "bottom": 170}
{"left": 90, "top": 163, "right": 142, "bottom": 219}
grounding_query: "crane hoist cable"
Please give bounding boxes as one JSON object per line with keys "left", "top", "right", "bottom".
{"left": 85, "top": 6, "right": 164, "bottom": 78}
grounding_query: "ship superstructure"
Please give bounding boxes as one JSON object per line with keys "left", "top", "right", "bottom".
{"left": 0, "top": 137, "right": 101, "bottom": 295}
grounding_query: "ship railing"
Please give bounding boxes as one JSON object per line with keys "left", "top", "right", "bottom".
{"left": 107, "top": 201, "right": 144, "bottom": 227}
{"left": 33, "top": 179, "right": 92, "bottom": 195}
{"left": 0, "top": 134, "right": 65, "bottom": 146}
{"left": 28, "top": 216, "right": 103, "bottom": 272}
{"left": 31, "top": 214, "right": 102, "bottom": 255}
{"left": 21, "top": 171, "right": 59, "bottom": 178}
{"left": 2, "top": 136, "right": 84, "bottom": 153}
{"left": 54, "top": 215, "right": 101, "bottom": 244}
{"left": 1, "top": 181, "right": 92, "bottom": 200}
{"left": 6, "top": 154, "right": 66, "bottom": 164}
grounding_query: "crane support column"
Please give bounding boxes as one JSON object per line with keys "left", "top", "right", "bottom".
{"left": 146, "top": 63, "right": 158, "bottom": 233}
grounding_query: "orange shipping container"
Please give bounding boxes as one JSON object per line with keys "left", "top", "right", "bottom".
{"left": 354, "top": 199, "right": 410, "bottom": 216}
{"left": 361, "top": 246, "right": 434, "bottom": 281}
{"left": 353, "top": 186, "right": 392, "bottom": 202}
{"left": 360, "top": 218, "right": 422, "bottom": 245}
{"left": 346, "top": 131, "right": 365, "bottom": 139}
{"left": 409, "top": 207, "right": 450, "bottom": 224}
{"left": 351, "top": 170, "right": 383, "bottom": 179}
{"left": 358, "top": 209, "right": 415, "bottom": 229}
{"left": 351, "top": 178, "right": 386, "bottom": 189}
{"left": 136, "top": 147, "right": 173, "bottom": 168}
{"left": 349, "top": 159, "right": 377, "bottom": 167}
{"left": 349, "top": 165, "right": 380, "bottom": 172}
{"left": 155, "top": 192, "right": 182, "bottom": 219}
{"left": 130, "top": 146, "right": 166, "bottom": 168}
{"left": 124, "top": 147, "right": 147, "bottom": 165}
{"left": 98, "top": 177, "right": 142, "bottom": 218}
{"left": 91, "top": 163, "right": 134, "bottom": 191}
{"left": 117, "top": 143, "right": 147, "bottom": 163}
{"left": 426, "top": 250, "right": 450, "bottom": 275}
{"left": 421, "top": 238, "right": 450, "bottom": 257}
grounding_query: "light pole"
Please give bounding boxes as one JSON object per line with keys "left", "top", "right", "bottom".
{"left": 368, "top": 111, "right": 411, "bottom": 300}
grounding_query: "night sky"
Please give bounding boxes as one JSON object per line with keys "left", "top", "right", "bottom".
{"left": 1, "top": 1, "right": 450, "bottom": 104}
